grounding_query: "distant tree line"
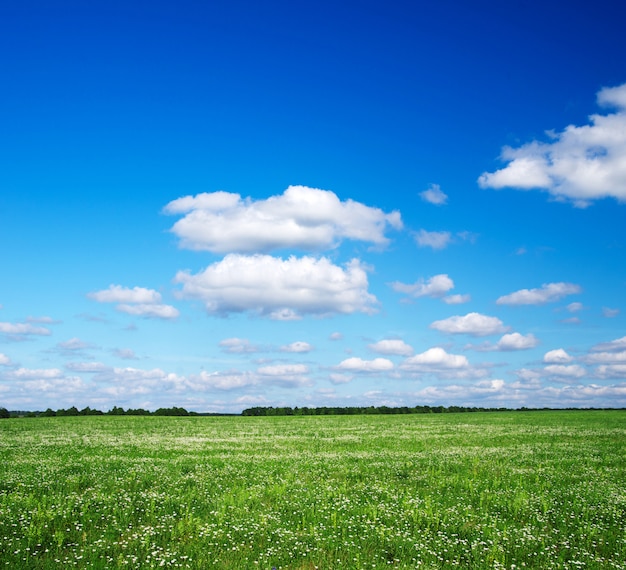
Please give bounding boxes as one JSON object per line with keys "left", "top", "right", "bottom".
{"left": 241, "top": 405, "right": 513, "bottom": 416}
{"left": 240, "top": 405, "right": 623, "bottom": 416}
{"left": 1, "top": 404, "right": 623, "bottom": 419}
{"left": 0, "top": 406, "right": 195, "bottom": 418}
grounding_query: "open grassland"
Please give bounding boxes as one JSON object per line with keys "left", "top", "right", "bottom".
{"left": 1, "top": 411, "right": 625, "bottom": 569}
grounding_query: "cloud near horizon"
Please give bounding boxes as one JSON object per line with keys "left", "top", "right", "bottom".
{"left": 478, "top": 83, "right": 626, "bottom": 206}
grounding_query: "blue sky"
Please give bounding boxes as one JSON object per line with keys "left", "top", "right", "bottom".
{"left": 1, "top": 0, "right": 625, "bottom": 412}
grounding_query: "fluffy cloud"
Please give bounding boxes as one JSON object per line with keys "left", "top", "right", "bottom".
{"left": 478, "top": 83, "right": 626, "bottom": 206}
{"left": 595, "top": 365, "right": 626, "bottom": 379}
{"left": 256, "top": 364, "right": 311, "bottom": 387}
{"left": 419, "top": 184, "right": 448, "bottom": 205}
{"left": 336, "top": 357, "right": 394, "bottom": 373}
{"left": 187, "top": 371, "right": 256, "bottom": 391}
{"left": 219, "top": 338, "right": 258, "bottom": 354}
{"left": 544, "top": 348, "right": 573, "bottom": 363}
{"left": 496, "top": 282, "right": 581, "bottom": 305}
{"left": 544, "top": 364, "right": 586, "bottom": 378}
{"left": 389, "top": 274, "right": 454, "bottom": 299}
{"left": 88, "top": 285, "right": 179, "bottom": 320}
{"left": 411, "top": 379, "right": 508, "bottom": 403}
{"left": 88, "top": 285, "right": 161, "bottom": 304}
{"left": 10, "top": 367, "right": 64, "bottom": 380}
{"left": 164, "top": 185, "right": 403, "bottom": 253}
{"left": 175, "top": 254, "right": 378, "bottom": 319}
{"left": 329, "top": 373, "right": 353, "bottom": 385}
{"left": 279, "top": 341, "right": 313, "bottom": 353}
{"left": 368, "top": 339, "right": 414, "bottom": 357}
{"left": 0, "top": 321, "right": 51, "bottom": 336}
{"left": 414, "top": 230, "right": 452, "bottom": 250}
{"left": 496, "top": 332, "right": 539, "bottom": 351}
{"left": 585, "top": 350, "right": 626, "bottom": 364}
{"left": 401, "top": 347, "right": 469, "bottom": 370}
{"left": 430, "top": 312, "right": 508, "bottom": 337}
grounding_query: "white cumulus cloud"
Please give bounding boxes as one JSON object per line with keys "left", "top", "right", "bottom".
{"left": 279, "top": 341, "right": 313, "bottom": 353}
{"left": 219, "top": 338, "right": 258, "bottom": 354}
{"left": 88, "top": 285, "right": 179, "bottom": 320}
{"left": 0, "top": 353, "right": 12, "bottom": 365}
{"left": 175, "top": 254, "right": 378, "bottom": 319}
{"left": 11, "top": 367, "right": 64, "bottom": 380}
{"left": 401, "top": 347, "right": 469, "bottom": 370}
{"left": 414, "top": 230, "right": 452, "bottom": 250}
{"left": 585, "top": 350, "right": 626, "bottom": 364}
{"left": 496, "top": 332, "right": 539, "bottom": 351}
{"left": 368, "top": 339, "right": 414, "bottom": 357}
{"left": 496, "top": 282, "right": 581, "bottom": 305}
{"left": 256, "top": 364, "right": 311, "bottom": 387}
{"left": 419, "top": 184, "right": 448, "bottom": 205}
{"left": 187, "top": 371, "right": 256, "bottom": 391}
{"left": 544, "top": 364, "right": 586, "bottom": 378}
{"left": 478, "top": 83, "right": 626, "bottom": 206}
{"left": 389, "top": 274, "right": 454, "bottom": 298}
{"left": 88, "top": 285, "right": 162, "bottom": 304}
{"left": 116, "top": 304, "right": 180, "bottom": 319}
{"left": 430, "top": 312, "right": 508, "bottom": 337}
{"left": 164, "top": 185, "right": 402, "bottom": 253}
{"left": 544, "top": 348, "right": 573, "bottom": 363}
{"left": 595, "top": 365, "right": 626, "bottom": 379}
{"left": 336, "top": 357, "right": 394, "bottom": 373}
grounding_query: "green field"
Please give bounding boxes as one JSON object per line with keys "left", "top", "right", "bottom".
{"left": 1, "top": 411, "right": 625, "bottom": 569}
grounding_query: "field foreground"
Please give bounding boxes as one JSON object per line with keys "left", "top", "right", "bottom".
{"left": 0, "top": 411, "right": 625, "bottom": 569}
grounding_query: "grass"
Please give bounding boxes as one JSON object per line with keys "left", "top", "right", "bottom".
{"left": 1, "top": 411, "right": 625, "bottom": 568}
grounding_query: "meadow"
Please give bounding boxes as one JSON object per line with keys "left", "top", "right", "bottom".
{"left": 0, "top": 411, "right": 624, "bottom": 569}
